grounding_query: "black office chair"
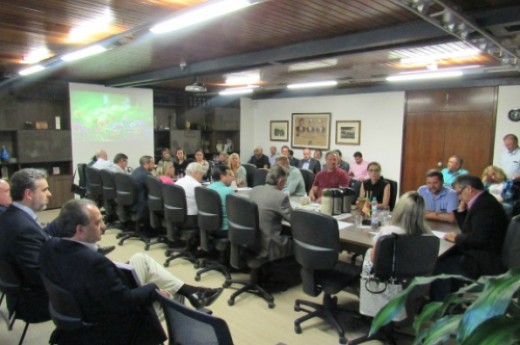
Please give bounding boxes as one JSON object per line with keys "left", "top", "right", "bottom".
{"left": 0, "top": 260, "right": 51, "bottom": 345}
{"left": 194, "top": 187, "right": 231, "bottom": 281}
{"left": 349, "top": 234, "right": 439, "bottom": 345}
{"left": 85, "top": 166, "right": 103, "bottom": 208}
{"left": 155, "top": 291, "right": 234, "bottom": 345}
{"left": 224, "top": 194, "right": 275, "bottom": 308}
{"left": 502, "top": 215, "right": 520, "bottom": 269}
{"left": 242, "top": 163, "right": 256, "bottom": 188}
{"left": 252, "top": 168, "right": 268, "bottom": 187}
{"left": 299, "top": 168, "right": 315, "bottom": 194}
{"left": 291, "top": 210, "right": 360, "bottom": 345}
{"left": 99, "top": 169, "right": 120, "bottom": 224}
{"left": 385, "top": 178, "right": 398, "bottom": 211}
{"left": 162, "top": 183, "right": 199, "bottom": 267}
{"left": 113, "top": 172, "right": 150, "bottom": 247}
{"left": 143, "top": 176, "right": 169, "bottom": 250}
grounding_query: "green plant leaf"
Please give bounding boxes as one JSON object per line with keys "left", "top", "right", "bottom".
{"left": 413, "top": 302, "right": 443, "bottom": 334}
{"left": 460, "top": 315, "right": 520, "bottom": 345}
{"left": 413, "top": 314, "right": 461, "bottom": 345}
{"left": 457, "top": 269, "right": 520, "bottom": 342}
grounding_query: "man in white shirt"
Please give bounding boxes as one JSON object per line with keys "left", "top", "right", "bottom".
{"left": 109, "top": 153, "right": 130, "bottom": 173}
{"left": 175, "top": 162, "right": 206, "bottom": 227}
{"left": 91, "top": 149, "right": 112, "bottom": 170}
{"left": 501, "top": 133, "right": 520, "bottom": 181}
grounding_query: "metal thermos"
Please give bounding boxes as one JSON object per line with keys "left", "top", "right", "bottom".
{"left": 341, "top": 187, "right": 355, "bottom": 213}
{"left": 320, "top": 189, "right": 333, "bottom": 215}
{"left": 331, "top": 188, "right": 343, "bottom": 215}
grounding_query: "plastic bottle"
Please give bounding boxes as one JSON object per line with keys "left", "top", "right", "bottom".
{"left": 0, "top": 146, "right": 9, "bottom": 162}
{"left": 370, "top": 197, "right": 379, "bottom": 230}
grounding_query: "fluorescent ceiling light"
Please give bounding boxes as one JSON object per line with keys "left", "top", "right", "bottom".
{"left": 61, "top": 45, "right": 107, "bottom": 62}
{"left": 220, "top": 85, "right": 259, "bottom": 96}
{"left": 386, "top": 70, "right": 463, "bottom": 82}
{"left": 225, "top": 70, "right": 260, "bottom": 85}
{"left": 22, "top": 47, "right": 52, "bottom": 64}
{"left": 19, "top": 64, "right": 45, "bottom": 76}
{"left": 287, "top": 80, "right": 338, "bottom": 89}
{"left": 151, "top": 0, "right": 252, "bottom": 34}
{"left": 288, "top": 59, "right": 338, "bottom": 72}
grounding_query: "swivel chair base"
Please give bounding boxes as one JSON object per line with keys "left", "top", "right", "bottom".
{"left": 223, "top": 278, "right": 275, "bottom": 308}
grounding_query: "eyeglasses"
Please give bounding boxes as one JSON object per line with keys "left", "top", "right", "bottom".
{"left": 456, "top": 185, "right": 467, "bottom": 195}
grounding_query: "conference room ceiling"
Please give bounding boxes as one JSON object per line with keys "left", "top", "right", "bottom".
{"left": 1, "top": 0, "right": 519, "bottom": 96}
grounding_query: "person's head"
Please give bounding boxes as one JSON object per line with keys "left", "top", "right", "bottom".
{"left": 270, "top": 146, "right": 277, "bottom": 155}
{"left": 313, "top": 149, "right": 322, "bottom": 160}
{"left": 275, "top": 155, "right": 290, "bottom": 169}
{"left": 156, "top": 161, "right": 175, "bottom": 178}
{"left": 302, "top": 148, "right": 311, "bottom": 160}
{"left": 452, "top": 174, "right": 484, "bottom": 204}
{"left": 335, "top": 149, "right": 343, "bottom": 162}
{"left": 113, "top": 153, "right": 128, "bottom": 169}
{"left": 367, "top": 162, "right": 382, "bottom": 182}
{"left": 95, "top": 149, "right": 108, "bottom": 160}
{"left": 0, "top": 179, "right": 12, "bottom": 207}
{"left": 281, "top": 145, "right": 290, "bottom": 156}
{"left": 425, "top": 169, "right": 444, "bottom": 195}
{"left": 325, "top": 151, "right": 339, "bottom": 170}
{"left": 228, "top": 153, "right": 240, "bottom": 169}
{"left": 482, "top": 165, "right": 507, "bottom": 184}
{"left": 9, "top": 168, "right": 51, "bottom": 211}
{"left": 254, "top": 146, "right": 263, "bottom": 158}
{"left": 211, "top": 165, "right": 234, "bottom": 186}
{"left": 391, "top": 191, "right": 430, "bottom": 235}
{"left": 288, "top": 149, "right": 294, "bottom": 158}
{"left": 447, "top": 155, "right": 463, "bottom": 172}
{"left": 218, "top": 151, "right": 229, "bottom": 163}
{"left": 265, "top": 165, "right": 288, "bottom": 190}
{"left": 353, "top": 151, "right": 363, "bottom": 164}
{"left": 161, "top": 148, "right": 171, "bottom": 161}
{"left": 185, "top": 162, "right": 206, "bottom": 182}
{"left": 503, "top": 134, "right": 519, "bottom": 152}
{"left": 176, "top": 148, "right": 186, "bottom": 161}
{"left": 55, "top": 199, "right": 105, "bottom": 243}
{"left": 194, "top": 149, "right": 205, "bottom": 163}
{"left": 139, "top": 155, "right": 154, "bottom": 171}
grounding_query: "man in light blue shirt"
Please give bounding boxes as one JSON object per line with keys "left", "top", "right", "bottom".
{"left": 276, "top": 155, "right": 306, "bottom": 196}
{"left": 207, "top": 165, "right": 235, "bottom": 230}
{"left": 500, "top": 133, "right": 520, "bottom": 181}
{"left": 417, "top": 169, "right": 458, "bottom": 223}
{"left": 441, "top": 155, "right": 468, "bottom": 187}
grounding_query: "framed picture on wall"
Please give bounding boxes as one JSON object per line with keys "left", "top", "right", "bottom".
{"left": 270, "top": 121, "right": 289, "bottom": 141}
{"left": 335, "top": 120, "right": 361, "bottom": 145}
{"left": 291, "top": 113, "right": 331, "bottom": 150}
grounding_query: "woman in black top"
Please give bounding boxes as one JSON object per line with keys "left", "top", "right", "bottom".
{"left": 359, "top": 161, "right": 390, "bottom": 209}
{"left": 174, "top": 148, "right": 190, "bottom": 178}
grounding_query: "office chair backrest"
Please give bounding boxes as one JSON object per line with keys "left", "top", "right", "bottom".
{"left": 253, "top": 168, "right": 268, "bottom": 187}
{"left": 0, "top": 260, "right": 22, "bottom": 295}
{"left": 155, "top": 291, "right": 234, "bottom": 345}
{"left": 85, "top": 166, "right": 103, "bottom": 200}
{"left": 385, "top": 179, "right": 398, "bottom": 211}
{"left": 226, "top": 194, "right": 259, "bottom": 247}
{"left": 291, "top": 210, "right": 340, "bottom": 271}
{"left": 99, "top": 169, "right": 117, "bottom": 200}
{"left": 299, "top": 168, "right": 315, "bottom": 193}
{"left": 146, "top": 176, "right": 163, "bottom": 212}
{"left": 77, "top": 163, "right": 88, "bottom": 189}
{"left": 113, "top": 172, "right": 137, "bottom": 207}
{"left": 195, "top": 187, "right": 222, "bottom": 231}
{"left": 242, "top": 163, "right": 256, "bottom": 187}
{"left": 502, "top": 215, "right": 520, "bottom": 269}
{"left": 161, "top": 183, "right": 188, "bottom": 225}
{"left": 372, "top": 234, "right": 439, "bottom": 282}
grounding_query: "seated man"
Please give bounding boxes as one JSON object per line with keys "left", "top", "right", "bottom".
{"left": 441, "top": 155, "right": 468, "bottom": 187}
{"left": 91, "top": 149, "right": 112, "bottom": 170}
{"left": 0, "top": 178, "right": 11, "bottom": 214}
{"left": 207, "top": 165, "right": 235, "bottom": 230}
{"left": 297, "top": 147, "right": 321, "bottom": 175}
{"left": 109, "top": 153, "right": 130, "bottom": 174}
{"left": 417, "top": 169, "right": 458, "bottom": 223}
{"left": 276, "top": 155, "right": 306, "bottom": 196}
{"left": 40, "top": 199, "right": 223, "bottom": 345}
{"left": 431, "top": 174, "right": 508, "bottom": 301}
{"left": 309, "top": 151, "right": 350, "bottom": 202}
{"left": 176, "top": 162, "right": 206, "bottom": 228}
{"left": 249, "top": 165, "right": 292, "bottom": 261}
{"left": 131, "top": 155, "right": 155, "bottom": 229}
{"left": 248, "top": 146, "right": 270, "bottom": 169}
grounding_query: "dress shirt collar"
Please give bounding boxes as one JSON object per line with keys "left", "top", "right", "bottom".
{"left": 467, "top": 191, "right": 484, "bottom": 209}
{"left": 12, "top": 201, "right": 39, "bottom": 223}
{"left": 63, "top": 238, "right": 98, "bottom": 252}
{"left": 508, "top": 147, "right": 520, "bottom": 155}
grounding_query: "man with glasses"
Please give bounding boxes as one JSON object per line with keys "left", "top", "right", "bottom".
{"left": 417, "top": 169, "right": 458, "bottom": 223}
{"left": 431, "top": 174, "right": 508, "bottom": 301}
{"left": 109, "top": 152, "right": 130, "bottom": 173}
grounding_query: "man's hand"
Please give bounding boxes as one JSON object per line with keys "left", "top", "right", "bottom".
{"left": 159, "top": 289, "right": 172, "bottom": 298}
{"left": 444, "top": 232, "right": 457, "bottom": 242}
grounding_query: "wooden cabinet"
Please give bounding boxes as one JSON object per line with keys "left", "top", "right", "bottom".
{"left": 47, "top": 174, "right": 74, "bottom": 209}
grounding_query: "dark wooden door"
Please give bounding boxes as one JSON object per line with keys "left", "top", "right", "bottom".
{"left": 401, "top": 88, "right": 496, "bottom": 194}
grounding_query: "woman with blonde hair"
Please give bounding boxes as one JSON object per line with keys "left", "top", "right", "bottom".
{"left": 228, "top": 153, "right": 247, "bottom": 187}
{"left": 155, "top": 161, "right": 175, "bottom": 185}
{"left": 481, "top": 165, "right": 514, "bottom": 215}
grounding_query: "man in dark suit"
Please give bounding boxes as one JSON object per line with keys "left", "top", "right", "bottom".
{"left": 281, "top": 145, "right": 299, "bottom": 167}
{"left": 0, "top": 168, "right": 52, "bottom": 320}
{"left": 40, "top": 199, "right": 222, "bottom": 344}
{"left": 249, "top": 165, "right": 293, "bottom": 261}
{"left": 431, "top": 174, "right": 508, "bottom": 301}
{"left": 131, "top": 155, "right": 154, "bottom": 227}
{"left": 297, "top": 147, "right": 321, "bottom": 174}
{"left": 0, "top": 178, "right": 11, "bottom": 214}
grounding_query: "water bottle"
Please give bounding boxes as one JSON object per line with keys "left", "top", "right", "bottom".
{"left": 370, "top": 197, "right": 379, "bottom": 230}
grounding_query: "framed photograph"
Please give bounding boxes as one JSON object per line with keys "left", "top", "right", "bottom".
{"left": 270, "top": 120, "right": 289, "bottom": 141}
{"left": 291, "top": 113, "right": 331, "bottom": 150}
{"left": 336, "top": 120, "right": 361, "bottom": 145}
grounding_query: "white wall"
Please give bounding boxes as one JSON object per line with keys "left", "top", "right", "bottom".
{"left": 493, "top": 85, "right": 520, "bottom": 166}
{"left": 240, "top": 92, "right": 406, "bottom": 183}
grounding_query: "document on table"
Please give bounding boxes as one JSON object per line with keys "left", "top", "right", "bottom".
{"left": 337, "top": 220, "right": 353, "bottom": 230}
{"left": 431, "top": 230, "right": 446, "bottom": 239}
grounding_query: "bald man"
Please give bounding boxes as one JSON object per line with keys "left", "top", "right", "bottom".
{"left": 0, "top": 179, "right": 12, "bottom": 214}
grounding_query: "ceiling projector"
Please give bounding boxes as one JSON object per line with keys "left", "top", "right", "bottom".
{"left": 185, "top": 82, "right": 207, "bottom": 92}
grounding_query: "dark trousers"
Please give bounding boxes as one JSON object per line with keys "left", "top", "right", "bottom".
{"left": 430, "top": 253, "right": 467, "bottom": 301}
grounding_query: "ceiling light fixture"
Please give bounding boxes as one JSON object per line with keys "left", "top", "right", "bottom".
{"left": 287, "top": 80, "right": 338, "bottom": 89}
{"left": 386, "top": 70, "right": 463, "bottom": 82}
{"left": 150, "top": 0, "right": 253, "bottom": 34}
{"left": 220, "top": 85, "right": 259, "bottom": 96}
{"left": 61, "top": 44, "right": 107, "bottom": 62}
{"left": 18, "top": 64, "right": 45, "bottom": 76}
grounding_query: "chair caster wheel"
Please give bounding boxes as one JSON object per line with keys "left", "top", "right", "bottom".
{"left": 165, "top": 250, "right": 172, "bottom": 256}
{"left": 144, "top": 245, "right": 150, "bottom": 251}
{"left": 194, "top": 263, "right": 200, "bottom": 269}
{"left": 195, "top": 275, "right": 201, "bottom": 282}
{"left": 118, "top": 240, "right": 124, "bottom": 246}
{"left": 228, "top": 299, "right": 234, "bottom": 306}
{"left": 268, "top": 302, "right": 275, "bottom": 309}
{"left": 294, "top": 325, "right": 302, "bottom": 334}
{"left": 339, "top": 337, "right": 347, "bottom": 344}
{"left": 223, "top": 281, "right": 231, "bottom": 288}
{"left": 163, "top": 262, "right": 170, "bottom": 268}
{"left": 294, "top": 305, "right": 301, "bottom": 312}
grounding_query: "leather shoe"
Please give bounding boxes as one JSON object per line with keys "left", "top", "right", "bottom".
{"left": 97, "top": 245, "right": 116, "bottom": 256}
{"left": 187, "top": 288, "right": 223, "bottom": 309}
